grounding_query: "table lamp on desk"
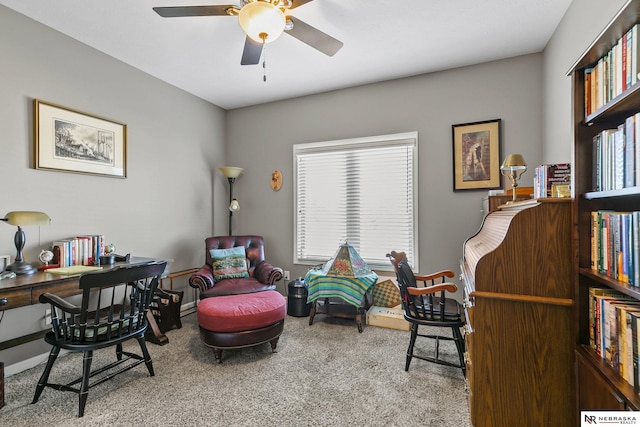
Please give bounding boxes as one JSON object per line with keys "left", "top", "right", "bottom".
{"left": 1, "top": 211, "right": 51, "bottom": 275}
{"left": 500, "top": 154, "right": 527, "bottom": 203}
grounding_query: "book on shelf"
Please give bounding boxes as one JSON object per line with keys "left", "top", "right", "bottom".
{"left": 603, "top": 298, "right": 621, "bottom": 367}
{"left": 634, "top": 312, "right": 640, "bottom": 392}
{"left": 591, "top": 210, "right": 639, "bottom": 285}
{"left": 584, "top": 24, "right": 640, "bottom": 117}
{"left": 634, "top": 212, "right": 640, "bottom": 288}
{"left": 589, "top": 288, "right": 628, "bottom": 350}
{"left": 611, "top": 302, "right": 640, "bottom": 375}
{"left": 589, "top": 287, "right": 640, "bottom": 391}
{"left": 614, "top": 124, "right": 625, "bottom": 190}
{"left": 622, "top": 307, "right": 640, "bottom": 386}
{"left": 592, "top": 112, "right": 640, "bottom": 191}
{"left": 625, "top": 114, "right": 636, "bottom": 188}
{"left": 585, "top": 22, "right": 640, "bottom": 189}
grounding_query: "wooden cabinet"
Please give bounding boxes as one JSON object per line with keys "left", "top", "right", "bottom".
{"left": 569, "top": 0, "right": 640, "bottom": 414}
{"left": 482, "top": 187, "right": 534, "bottom": 215}
{"left": 461, "top": 199, "right": 573, "bottom": 427}
{"left": 482, "top": 194, "right": 531, "bottom": 215}
{"left": 577, "top": 351, "right": 627, "bottom": 410}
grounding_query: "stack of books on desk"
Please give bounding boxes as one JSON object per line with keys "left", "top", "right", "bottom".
{"left": 52, "top": 235, "right": 105, "bottom": 267}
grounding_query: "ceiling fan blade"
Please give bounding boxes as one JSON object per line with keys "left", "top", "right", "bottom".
{"left": 289, "top": 0, "right": 315, "bottom": 9}
{"left": 153, "top": 5, "right": 235, "bottom": 18}
{"left": 241, "top": 37, "right": 263, "bottom": 65}
{"left": 286, "top": 16, "right": 343, "bottom": 57}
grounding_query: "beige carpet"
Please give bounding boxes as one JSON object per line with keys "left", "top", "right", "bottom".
{"left": 2, "top": 312, "right": 471, "bottom": 426}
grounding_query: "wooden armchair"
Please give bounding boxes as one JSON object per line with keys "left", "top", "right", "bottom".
{"left": 31, "top": 261, "right": 167, "bottom": 417}
{"left": 387, "top": 251, "right": 466, "bottom": 375}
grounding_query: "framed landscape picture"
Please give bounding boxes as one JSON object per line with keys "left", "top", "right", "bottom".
{"left": 452, "top": 119, "right": 501, "bottom": 191}
{"left": 34, "top": 99, "right": 127, "bottom": 178}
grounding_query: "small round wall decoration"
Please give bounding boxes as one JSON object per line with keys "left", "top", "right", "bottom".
{"left": 271, "top": 170, "right": 282, "bottom": 191}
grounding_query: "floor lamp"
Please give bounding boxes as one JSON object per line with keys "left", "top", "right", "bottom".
{"left": 219, "top": 166, "right": 243, "bottom": 235}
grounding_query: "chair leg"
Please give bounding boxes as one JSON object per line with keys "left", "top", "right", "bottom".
{"left": 405, "top": 323, "right": 418, "bottom": 371}
{"left": 116, "top": 343, "right": 123, "bottom": 361}
{"left": 78, "top": 350, "right": 93, "bottom": 417}
{"left": 136, "top": 336, "right": 155, "bottom": 376}
{"left": 32, "top": 346, "right": 60, "bottom": 404}
{"left": 452, "top": 326, "right": 466, "bottom": 376}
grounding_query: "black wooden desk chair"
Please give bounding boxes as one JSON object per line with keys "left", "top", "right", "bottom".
{"left": 32, "top": 261, "right": 167, "bottom": 417}
{"left": 387, "top": 251, "right": 466, "bottom": 376}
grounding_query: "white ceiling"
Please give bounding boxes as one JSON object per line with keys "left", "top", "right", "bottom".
{"left": 1, "top": 0, "right": 572, "bottom": 110}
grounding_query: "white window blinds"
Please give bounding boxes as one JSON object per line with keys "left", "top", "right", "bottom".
{"left": 294, "top": 132, "right": 418, "bottom": 270}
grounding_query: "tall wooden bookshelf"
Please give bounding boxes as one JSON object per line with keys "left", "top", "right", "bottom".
{"left": 570, "top": 0, "right": 640, "bottom": 412}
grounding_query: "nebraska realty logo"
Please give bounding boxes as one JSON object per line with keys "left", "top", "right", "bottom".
{"left": 582, "top": 412, "right": 639, "bottom": 426}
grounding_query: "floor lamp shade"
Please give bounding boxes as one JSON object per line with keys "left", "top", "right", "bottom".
{"left": 219, "top": 167, "right": 243, "bottom": 235}
{"left": 219, "top": 166, "right": 244, "bottom": 179}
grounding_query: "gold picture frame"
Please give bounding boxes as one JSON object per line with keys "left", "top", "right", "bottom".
{"left": 452, "top": 119, "right": 501, "bottom": 191}
{"left": 34, "top": 99, "right": 127, "bottom": 178}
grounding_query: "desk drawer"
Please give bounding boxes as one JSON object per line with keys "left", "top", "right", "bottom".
{"left": 0, "top": 288, "right": 31, "bottom": 310}
{"left": 32, "top": 280, "right": 81, "bottom": 303}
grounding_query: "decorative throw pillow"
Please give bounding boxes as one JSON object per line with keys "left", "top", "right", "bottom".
{"left": 209, "top": 246, "right": 250, "bottom": 282}
{"left": 372, "top": 279, "right": 402, "bottom": 308}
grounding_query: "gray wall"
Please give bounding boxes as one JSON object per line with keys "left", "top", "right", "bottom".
{"left": 0, "top": 0, "right": 630, "bottom": 372}
{"left": 0, "top": 5, "right": 226, "bottom": 370}
{"left": 226, "top": 0, "right": 631, "bottom": 297}
{"left": 226, "top": 54, "right": 545, "bottom": 294}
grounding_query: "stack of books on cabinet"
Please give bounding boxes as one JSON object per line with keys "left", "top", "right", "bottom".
{"left": 52, "top": 235, "right": 105, "bottom": 267}
{"left": 532, "top": 163, "right": 571, "bottom": 198}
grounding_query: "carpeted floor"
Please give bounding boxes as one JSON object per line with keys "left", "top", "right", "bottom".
{"left": 2, "top": 312, "right": 471, "bottom": 426}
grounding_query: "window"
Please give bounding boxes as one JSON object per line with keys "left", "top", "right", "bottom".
{"left": 294, "top": 132, "right": 418, "bottom": 270}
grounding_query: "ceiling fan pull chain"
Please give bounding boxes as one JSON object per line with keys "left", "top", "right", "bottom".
{"left": 262, "top": 38, "right": 267, "bottom": 82}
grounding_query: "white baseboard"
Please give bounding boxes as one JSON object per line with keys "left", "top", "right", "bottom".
{"left": 180, "top": 300, "right": 197, "bottom": 316}
{"left": 5, "top": 302, "right": 197, "bottom": 378}
{"left": 5, "top": 349, "right": 70, "bottom": 377}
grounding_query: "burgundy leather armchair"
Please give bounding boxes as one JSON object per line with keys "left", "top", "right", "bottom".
{"left": 189, "top": 235, "right": 283, "bottom": 299}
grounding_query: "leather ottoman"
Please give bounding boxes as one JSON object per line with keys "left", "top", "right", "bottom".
{"left": 197, "top": 290, "right": 286, "bottom": 363}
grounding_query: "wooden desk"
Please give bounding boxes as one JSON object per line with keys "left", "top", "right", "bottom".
{"left": 461, "top": 199, "right": 573, "bottom": 426}
{"left": 0, "top": 257, "right": 171, "bottom": 347}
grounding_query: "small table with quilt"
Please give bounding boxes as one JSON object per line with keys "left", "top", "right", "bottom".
{"left": 306, "top": 270, "right": 378, "bottom": 332}
{"left": 304, "top": 242, "right": 378, "bottom": 333}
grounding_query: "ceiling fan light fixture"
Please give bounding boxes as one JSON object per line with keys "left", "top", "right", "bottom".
{"left": 238, "top": 1, "right": 286, "bottom": 43}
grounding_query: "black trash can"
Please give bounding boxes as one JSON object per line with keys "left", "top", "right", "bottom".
{"left": 287, "top": 278, "right": 311, "bottom": 317}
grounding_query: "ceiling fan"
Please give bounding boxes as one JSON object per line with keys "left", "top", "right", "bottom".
{"left": 153, "top": 0, "right": 344, "bottom": 65}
